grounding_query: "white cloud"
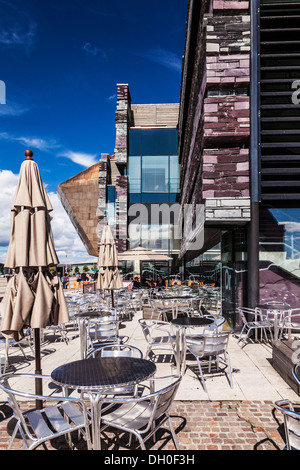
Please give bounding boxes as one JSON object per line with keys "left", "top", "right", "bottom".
{"left": 0, "top": 170, "right": 96, "bottom": 265}
{"left": 0, "top": 170, "right": 19, "bottom": 248}
{"left": 107, "top": 94, "right": 116, "bottom": 101}
{"left": 0, "top": 132, "right": 59, "bottom": 151}
{"left": 59, "top": 150, "right": 98, "bottom": 167}
{"left": 82, "top": 42, "right": 108, "bottom": 62}
{"left": 138, "top": 47, "right": 182, "bottom": 73}
{"left": 0, "top": 1, "right": 37, "bottom": 51}
{"left": 0, "top": 100, "right": 29, "bottom": 117}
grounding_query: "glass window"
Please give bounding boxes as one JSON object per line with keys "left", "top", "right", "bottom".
{"left": 169, "top": 193, "right": 180, "bottom": 203}
{"left": 259, "top": 206, "right": 300, "bottom": 309}
{"left": 169, "top": 128, "right": 178, "bottom": 155}
{"left": 170, "top": 155, "right": 180, "bottom": 193}
{"left": 129, "top": 193, "right": 141, "bottom": 203}
{"left": 107, "top": 185, "right": 116, "bottom": 203}
{"left": 106, "top": 186, "right": 116, "bottom": 225}
{"left": 129, "top": 129, "right": 141, "bottom": 155}
{"left": 142, "top": 155, "right": 168, "bottom": 193}
{"left": 127, "top": 156, "right": 141, "bottom": 193}
{"left": 141, "top": 129, "right": 169, "bottom": 155}
{"left": 141, "top": 193, "right": 169, "bottom": 203}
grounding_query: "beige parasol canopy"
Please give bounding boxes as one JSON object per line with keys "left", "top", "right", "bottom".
{"left": 97, "top": 224, "right": 123, "bottom": 291}
{"left": 1, "top": 151, "right": 69, "bottom": 340}
{"left": 117, "top": 246, "right": 172, "bottom": 262}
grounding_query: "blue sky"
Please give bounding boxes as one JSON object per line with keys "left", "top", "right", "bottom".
{"left": 0, "top": 0, "right": 187, "bottom": 264}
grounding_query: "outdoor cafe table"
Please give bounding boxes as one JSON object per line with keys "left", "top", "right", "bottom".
{"left": 171, "top": 317, "right": 214, "bottom": 374}
{"left": 259, "top": 303, "right": 291, "bottom": 341}
{"left": 155, "top": 295, "right": 199, "bottom": 319}
{"left": 51, "top": 357, "right": 156, "bottom": 450}
{"left": 75, "top": 310, "right": 118, "bottom": 359}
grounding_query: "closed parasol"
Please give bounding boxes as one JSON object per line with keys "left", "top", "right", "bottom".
{"left": 0, "top": 150, "right": 69, "bottom": 405}
{"left": 97, "top": 224, "right": 123, "bottom": 306}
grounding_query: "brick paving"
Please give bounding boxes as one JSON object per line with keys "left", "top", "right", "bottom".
{"left": 0, "top": 399, "right": 286, "bottom": 451}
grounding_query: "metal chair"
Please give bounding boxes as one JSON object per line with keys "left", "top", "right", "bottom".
{"left": 186, "top": 331, "right": 233, "bottom": 393}
{"left": 279, "top": 308, "right": 300, "bottom": 341}
{"left": 0, "top": 328, "right": 34, "bottom": 369}
{"left": 85, "top": 343, "right": 143, "bottom": 359}
{"left": 149, "top": 299, "right": 172, "bottom": 322}
{"left": 85, "top": 344, "right": 143, "bottom": 397}
{"left": 0, "top": 373, "right": 91, "bottom": 450}
{"left": 138, "top": 319, "right": 177, "bottom": 361}
{"left": 100, "top": 375, "right": 182, "bottom": 450}
{"left": 203, "top": 315, "right": 225, "bottom": 333}
{"left": 87, "top": 316, "right": 120, "bottom": 350}
{"left": 237, "top": 307, "right": 273, "bottom": 346}
{"left": 274, "top": 398, "right": 300, "bottom": 450}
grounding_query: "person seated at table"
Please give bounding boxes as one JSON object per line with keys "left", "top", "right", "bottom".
{"left": 157, "top": 276, "right": 166, "bottom": 291}
{"left": 141, "top": 278, "right": 150, "bottom": 288}
{"left": 132, "top": 276, "right": 141, "bottom": 289}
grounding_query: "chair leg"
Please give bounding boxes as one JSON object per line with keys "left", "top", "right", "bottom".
{"left": 237, "top": 325, "right": 247, "bottom": 343}
{"left": 238, "top": 326, "right": 251, "bottom": 346}
{"left": 196, "top": 358, "right": 208, "bottom": 393}
{"left": 225, "top": 352, "right": 233, "bottom": 388}
{"left": 167, "top": 413, "right": 180, "bottom": 450}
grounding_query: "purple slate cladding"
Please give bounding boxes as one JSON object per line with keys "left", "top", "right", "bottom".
{"left": 115, "top": 175, "right": 128, "bottom": 253}
{"left": 179, "top": 0, "right": 250, "bottom": 205}
{"left": 114, "top": 84, "right": 131, "bottom": 164}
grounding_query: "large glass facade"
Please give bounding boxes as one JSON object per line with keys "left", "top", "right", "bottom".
{"left": 127, "top": 128, "right": 180, "bottom": 258}
{"left": 259, "top": 205, "right": 300, "bottom": 308}
{"left": 127, "top": 128, "right": 180, "bottom": 204}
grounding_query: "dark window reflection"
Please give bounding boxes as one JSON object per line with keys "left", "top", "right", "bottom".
{"left": 141, "top": 128, "right": 169, "bottom": 155}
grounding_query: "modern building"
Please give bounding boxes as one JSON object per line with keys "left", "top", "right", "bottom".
{"left": 178, "top": 0, "right": 300, "bottom": 327}
{"left": 58, "top": 0, "right": 300, "bottom": 328}
{"left": 58, "top": 84, "right": 181, "bottom": 281}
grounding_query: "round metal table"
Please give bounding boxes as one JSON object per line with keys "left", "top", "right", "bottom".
{"left": 259, "top": 303, "right": 291, "bottom": 341}
{"left": 51, "top": 357, "right": 156, "bottom": 450}
{"left": 171, "top": 317, "right": 214, "bottom": 374}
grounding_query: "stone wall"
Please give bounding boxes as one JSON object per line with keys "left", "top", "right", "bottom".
{"left": 114, "top": 84, "right": 131, "bottom": 164}
{"left": 97, "top": 154, "right": 110, "bottom": 247}
{"left": 179, "top": 0, "right": 251, "bottom": 258}
{"left": 115, "top": 175, "right": 128, "bottom": 253}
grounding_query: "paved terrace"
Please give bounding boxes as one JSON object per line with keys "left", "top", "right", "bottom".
{"left": 0, "top": 297, "right": 298, "bottom": 451}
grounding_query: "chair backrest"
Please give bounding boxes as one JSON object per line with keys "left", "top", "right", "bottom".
{"left": 275, "top": 399, "right": 300, "bottom": 450}
{"left": 151, "top": 376, "right": 182, "bottom": 424}
{"left": 89, "top": 318, "right": 119, "bottom": 340}
{"left": 237, "top": 307, "right": 257, "bottom": 323}
{"left": 67, "top": 301, "right": 79, "bottom": 316}
{"left": 204, "top": 315, "right": 225, "bottom": 333}
{"left": 86, "top": 344, "right": 143, "bottom": 359}
{"left": 83, "top": 282, "right": 96, "bottom": 293}
{"left": 0, "top": 376, "right": 27, "bottom": 431}
{"left": 138, "top": 319, "right": 170, "bottom": 343}
{"left": 202, "top": 331, "right": 231, "bottom": 355}
{"left": 293, "top": 364, "right": 300, "bottom": 385}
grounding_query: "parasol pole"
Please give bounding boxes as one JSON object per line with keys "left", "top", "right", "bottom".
{"left": 34, "top": 328, "right": 43, "bottom": 409}
{"left": 111, "top": 289, "right": 115, "bottom": 308}
{"left": 24, "top": 150, "right": 43, "bottom": 409}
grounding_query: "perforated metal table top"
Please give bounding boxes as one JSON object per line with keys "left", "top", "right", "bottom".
{"left": 171, "top": 317, "right": 214, "bottom": 327}
{"left": 51, "top": 357, "right": 156, "bottom": 391}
